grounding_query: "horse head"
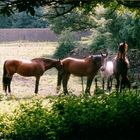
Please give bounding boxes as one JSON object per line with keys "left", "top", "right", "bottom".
{"left": 100, "top": 51, "right": 108, "bottom": 68}
{"left": 55, "top": 59, "right": 64, "bottom": 74}
{"left": 116, "top": 42, "right": 128, "bottom": 61}
{"left": 118, "top": 42, "right": 128, "bottom": 54}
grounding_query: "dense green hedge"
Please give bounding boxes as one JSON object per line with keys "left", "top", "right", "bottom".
{"left": 0, "top": 91, "right": 140, "bottom": 140}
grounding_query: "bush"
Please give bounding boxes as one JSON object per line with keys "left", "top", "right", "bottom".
{"left": 53, "top": 29, "right": 77, "bottom": 59}
{"left": 89, "top": 31, "right": 115, "bottom": 53}
{"left": 52, "top": 92, "right": 140, "bottom": 140}
{"left": 10, "top": 99, "right": 57, "bottom": 140}
{"left": 1, "top": 91, "right": 140, "bottom": 140}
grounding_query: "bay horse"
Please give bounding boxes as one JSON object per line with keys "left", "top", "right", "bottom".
{"left": 113, "top": 42, "right": 130, "bottom": 93}
{"left": 2, "top": 58, "right": 62, "bottom": 95}
{"left": 57, "top": 52, "right": 108, "bottom": 95}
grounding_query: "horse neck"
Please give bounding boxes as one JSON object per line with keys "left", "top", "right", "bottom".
{"left": 93, "top": 57, "right": 103, "bottom": 71}
{"left": 116, "top": 52, "right": 126, "bottom": 60}
{"left": 43, "top": 59, "right": 57, "bottom": 70}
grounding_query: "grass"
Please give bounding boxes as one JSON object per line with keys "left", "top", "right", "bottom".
{"left": 0, "top": 41, "right": 58, "bottom": 96}
{"left": 0, "top": 41, "right": 138, "bottom": 140}
{"left": 0, "top": 41, "right": 96, "bottom": 114}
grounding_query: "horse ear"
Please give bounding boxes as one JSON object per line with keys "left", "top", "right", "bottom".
{"left": 105, "top": 51, "right": 108, "bottom": 57}
{"left": 89, "top": 55, "right": 93, "bottom": 58}
{"left": 100, "top": 51, "right": 103, "bottom": 56}
{"left": 100, "top": 51, "right": 108, "bottom": 57}
{"left": 58, "top": 58, "right": 63, "bottom": 66}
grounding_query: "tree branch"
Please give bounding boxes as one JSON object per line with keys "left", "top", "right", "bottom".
{"left": 116, "top": 0, "right": 140, "bottom": 8}
{"left": 0, "top": 0, "right": 140, "bottom": 16}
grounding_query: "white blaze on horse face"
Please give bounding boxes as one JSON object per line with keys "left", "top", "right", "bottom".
{"left": 102, "top": 57, "right": 107, "bottom": 69}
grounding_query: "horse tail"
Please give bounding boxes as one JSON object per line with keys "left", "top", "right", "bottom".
{"left": 56, "top": 71, "right": 63, "bottom": 93}
{"left": 2, "top": 61, "right": 9, "bottom": 91}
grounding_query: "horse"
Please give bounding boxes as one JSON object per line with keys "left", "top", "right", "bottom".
{"left": 100, "top": 60, "right": 114, "bottom": 92}
{"left": 2, "top": 58, "right": 62, "bottom": 95}
{"left": 57, "top": 52, "right": 108, "bottom": 95}
{"left": 113, "top": 42, "right": 131, "bottom": 93}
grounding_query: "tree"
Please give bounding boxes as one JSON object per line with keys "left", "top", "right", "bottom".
{"left": 104, "top": 9, "right": 140, "bottom": 49}
{"left": 54, "top": 29, "right": 78, "bottom": 59}
{"left": 11, "top": 9, "right": 48, "bottom": 28}
{"left": 0, "top": 0, "right": 140, "bottom": 17}
{"left": 0, "top": 8, "right": 48, "bottom": 28}
{"left": 88, "top": 7, "right": 140, "bottom": 52}
{"left": 0, "top": 15, "right": 12, "bottom": 28}
{"left": 48, "top": 10, "right": 96, "bottom": 34}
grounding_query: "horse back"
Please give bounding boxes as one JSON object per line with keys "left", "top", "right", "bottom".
{"left": 61, "top": 57, "right": 95, "bottom": 76}
{"left": 113, "top": 58, "right": 129, "bottom": 76}
{"left": 4, "top": 60, "right": 21, "bottom": 75}
{"left": 4, "top": 59, "right": 44, "bottom": 77}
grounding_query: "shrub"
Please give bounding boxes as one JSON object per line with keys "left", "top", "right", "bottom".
{"left": 53, "top": 29, "right": 77, "bottom": 59}
{"left": 1, "top": 91, "right": 140, "bottom": 140}
{"left": 0, "top": 114, "right": 13, "bottom": 139}
{"left": 52, "top": 92, "right": 140, "bottom": 140}
{"left": 10, "top": 99, "right": 57, "bottom": 140}
{"left": 89, "top": 31, "right": 115, "bottom": 53}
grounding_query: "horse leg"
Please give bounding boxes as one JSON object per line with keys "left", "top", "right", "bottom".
{"left": 8, "top": 77, "right": 12, "bottom": 94}
{"left": 85, "top": 76, "right": 94, "bottom": 95}
{"left": 120, "top": 76, "right": 127, "bottom": 93}
{"left": 121, "top": 76, "right": 131, "bottom": 92}
{"left": 95, "top": 78, "right": 98, "bottom": 89}
{"left": 102, "top": 77, "right": 105, "bottom": 91}
{"left": 109, "top": 76, "right": 113, "bottom": 92}
{"left": 115, "top": 74, "right": 120, "bottom": 93}
{"left": 3, "top": 76, "right": 12, "bottom": 96}
{"left": 107, "top": 77, "right": 109, "bottom": 91}
{"left": 3, "top": 84, "right": 8, "bottom": 96}
{"left": 120, "top": 78, "right": 123, "bottom": 93}
{"left": 35, "top": 76, "right": 40, "bottom": 94}
{"left": 107, "top": 76, "right": 112, "bottom": 92}
{"left": 81, "top": 76, "right": 84, "bottom": 93}
{"left": 62, "top": 73, "right": 70, "bottom": 95}
{"left": 126, "top": 76, "right": 131, "bottom": 91}
{"left": 56, "top": 71, "right": 63, "bottom": 93}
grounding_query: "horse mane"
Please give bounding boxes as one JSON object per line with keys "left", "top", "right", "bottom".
{"left": 90, "top": 54, "right": 104, "bottom": 60}
{"left": 116, "top": 42, "right": 128, "bottom": 60}
{"left": 31, "top": 58, "right": 56, "bottom": 63}
{"left": 114, "top": 42, "right": 130, "bottom": 68}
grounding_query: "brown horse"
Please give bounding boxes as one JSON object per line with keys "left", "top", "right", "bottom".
{"left": 2, "top": 58, "right": 62, "bottom": 95}
{"left": 113, "top": 42, "right": 130, "bottom": 92}
{"left": 57, "top": 53, "right": 108, "bottom": 95}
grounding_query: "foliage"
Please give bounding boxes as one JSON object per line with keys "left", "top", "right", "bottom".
{"left": 48, "top": 10, "right": 96, "bottom": 34}
{"left": 0, "top": 0, "right": 140, "bottom": 17}
{"left": 89, "top": 31, "right": 115, "bottom": 53}
{"left": 0, "top": 9, "right": 48, "bottom": 28}
{"left": 52, "top": 92, "right": 140, "bottom": 140}
{"left": 0, "top": 114, "right": 13, "bottom": 138}
{"left": 53, "top": 29, "right": 77, "bottom": 59}
{"left": 105, "top": 9, "right": 140, "bottom": 49}
{"left": 88, "top": 8, "right": 140, "bottom": 52}
{"left": 0, "top": 91, "right": 140, "bottom": 140}
{"left": 10, "top": 99, "right": 57, "bottom": 140}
